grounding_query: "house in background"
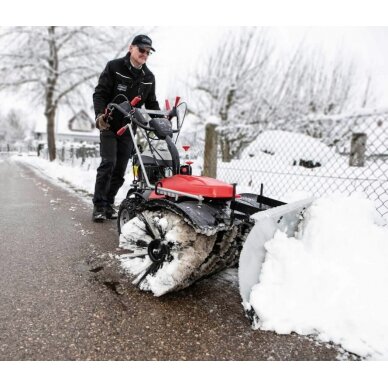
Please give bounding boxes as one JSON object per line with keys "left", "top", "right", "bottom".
{"left": 34, "top": 110, "right": 99, "bottom": 145}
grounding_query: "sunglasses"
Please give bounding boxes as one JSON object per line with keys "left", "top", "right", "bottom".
{"left": 137, "top": 47, "right": 152, "bottom": 56}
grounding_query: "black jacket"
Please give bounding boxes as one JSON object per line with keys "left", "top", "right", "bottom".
{"left": 93, "top": 53, "right": 160, "bottom": 131}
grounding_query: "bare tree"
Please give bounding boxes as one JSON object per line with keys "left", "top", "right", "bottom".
{"left": 190, "top": 27, "right": 277, "bottom": 162}
{"left": 189, "top": 28, "right": 375, "bottom": 162}
{"left": 5, "top": 109, "right": 29, "bottom": 141}
{"left": 277, "top": 48, "right": 356, "bottom": 117}
{"left": 0, "top": 108, "right": 35, "bottom": 150}
{"left": 270, "top": 45, "right": 376, "bottom": 146}
{"left": 0, "top": 26, "right": 144, "bottom": 160}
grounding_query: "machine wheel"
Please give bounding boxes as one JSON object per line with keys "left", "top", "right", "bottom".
{"left": 117, "top": 193, "right": 144, "bottom": 234}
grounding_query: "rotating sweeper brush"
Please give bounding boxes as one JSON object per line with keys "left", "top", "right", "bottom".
{"left": 119, "top": 205, "right": 244, "bottom": 296}
{"left": 109, "top": 96, "right": 312, "bottom": 298}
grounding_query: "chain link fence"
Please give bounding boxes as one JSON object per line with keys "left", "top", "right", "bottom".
{"left": 216, "top": 110, "right": 388, "bottom": 217}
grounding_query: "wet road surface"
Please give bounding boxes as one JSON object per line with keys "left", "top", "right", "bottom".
{"left": 0, "top": 156, "right": 351, "bottom": 360}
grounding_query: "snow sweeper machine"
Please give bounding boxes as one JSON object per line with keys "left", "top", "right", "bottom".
{"left": 107, "top": 96, "right": 313, "bottom": 319}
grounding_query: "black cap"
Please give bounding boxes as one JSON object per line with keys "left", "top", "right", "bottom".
{"left": 131, "top": 34, "right": 155, "bottom": 52}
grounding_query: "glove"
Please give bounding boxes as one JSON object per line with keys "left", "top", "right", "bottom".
{"left": 96, "top": 113, "right": 110, "bottom": 131}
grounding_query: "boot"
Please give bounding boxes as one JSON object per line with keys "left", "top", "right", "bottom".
{"left": 92, "top": 205, "right": 106, "bottom": 222}
{"left": 105, "top": 204, "right": 118, "bottom": 219}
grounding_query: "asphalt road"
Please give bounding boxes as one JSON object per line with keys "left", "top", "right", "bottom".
{"left": 0, "top": 155, "right": 352, "bottom": 360}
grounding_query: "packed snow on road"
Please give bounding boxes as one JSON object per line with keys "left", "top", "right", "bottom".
{"left": 13, "top": 154, "right": 388, "bottom": 359}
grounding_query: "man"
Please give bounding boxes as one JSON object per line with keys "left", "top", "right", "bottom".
{"left": 92, "top": 34, "right": 160, "bottom": 222}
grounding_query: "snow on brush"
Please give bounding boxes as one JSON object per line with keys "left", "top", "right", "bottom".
{"left": 118, "top": 210, "right": 216, "bottom": 296}
{"left": 248, "top": 193, "right": 388, "bottom": 359}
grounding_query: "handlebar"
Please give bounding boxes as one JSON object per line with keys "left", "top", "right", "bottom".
{"left": 107, "top": 101, "right": 180, "bottom": 136}
{"left": 107, "top": 102, "right": 130, "bottom": 117}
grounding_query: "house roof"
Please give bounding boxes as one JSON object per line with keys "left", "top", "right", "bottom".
{"left": 34, "top": 109, "right": 97, "bottom": 135}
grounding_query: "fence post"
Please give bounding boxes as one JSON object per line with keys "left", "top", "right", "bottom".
{"left": 349, "top": 133, "right": 367, "bottom": 167}
{"left": 70, "top": 145, "right": 74, "bottom": 166}
{"left": 81, "top": 145, "right": 86, "bottom": 166}
{"left": 203, "top": 122, "right": 218, "bottom": 178}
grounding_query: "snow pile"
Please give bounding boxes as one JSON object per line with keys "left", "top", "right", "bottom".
{"left": 242, "top": 130, "right": 338, "bottom": 166}
{"left": 249, "top": 193, "right": 388, "bottom": 359}
{"left": 11, "top": 154, "right": 132, "bottom": 204}
{"left": 16, "top": 154, "right": 97, "bottom": 193}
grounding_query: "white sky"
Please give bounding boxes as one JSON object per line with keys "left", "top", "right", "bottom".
{"left": 3, "top": 25, "right": 387, "bottom": 133}
{"left": 150, "top": 26, "right": 388, "bottom": 107}
{"left": 1, "top": 2, "right": 388, "bottom": 125}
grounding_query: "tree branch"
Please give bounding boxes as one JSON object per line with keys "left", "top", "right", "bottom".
{"left": 54, "top": 72, "right": 99, "bottom": 105}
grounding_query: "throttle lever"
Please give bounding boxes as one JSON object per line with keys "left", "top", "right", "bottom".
{"left": 117, "top": 125, "right": 128, "bottom": 136}
{"left": 131, "top": 96, "right": 142, "bottom": 106}
{"left": 117, "top": 96, "right": 142, "bottom": 136}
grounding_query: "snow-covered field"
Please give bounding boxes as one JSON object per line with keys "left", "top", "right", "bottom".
{"left": 12, "top": 152, "right": 388, "bottom": 360}
{"left": 219, "top": 130, "right": 388, "bottom": 218}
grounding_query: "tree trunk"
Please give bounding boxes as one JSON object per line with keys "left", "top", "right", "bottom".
{"left": 45, "top": 107, "right": 56, "bottom": 161}
{"left": 203, "top": 122, "right": 218, "bottom": 178}
{"left": 220, "top": 135, "right": 232, "bottom": 162}
{"left": 45, "top": 26, "right": 59, "bottom": 162}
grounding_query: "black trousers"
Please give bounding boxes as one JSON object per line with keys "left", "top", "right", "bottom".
{"left": 93, "top": 130, "right": 134, "bottom": 207}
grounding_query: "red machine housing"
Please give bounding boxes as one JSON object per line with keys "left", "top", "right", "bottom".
{"left": 148, "top": 175, "right": 238, "bottom": 199}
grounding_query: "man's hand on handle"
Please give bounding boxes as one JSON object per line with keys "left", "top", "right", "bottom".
{"left": 96, "top": 112, "right": 110, "bottom": 131}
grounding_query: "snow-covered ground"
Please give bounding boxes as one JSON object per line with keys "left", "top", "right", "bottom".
{"left": 12, "top": 153, "right": 388, "bottom": 360}
{"left": 219, "top": 130, "right": 388, "bottom": 218}
{"left": 12, "top": 153, "right": 132, "bottom": 205}
{"left": 242, "top": 130, "right": 338, "bottom": 166}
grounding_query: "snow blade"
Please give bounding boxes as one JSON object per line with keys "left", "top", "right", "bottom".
{"left": 238, "top": 198, "right": 314, "bottom": 320}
